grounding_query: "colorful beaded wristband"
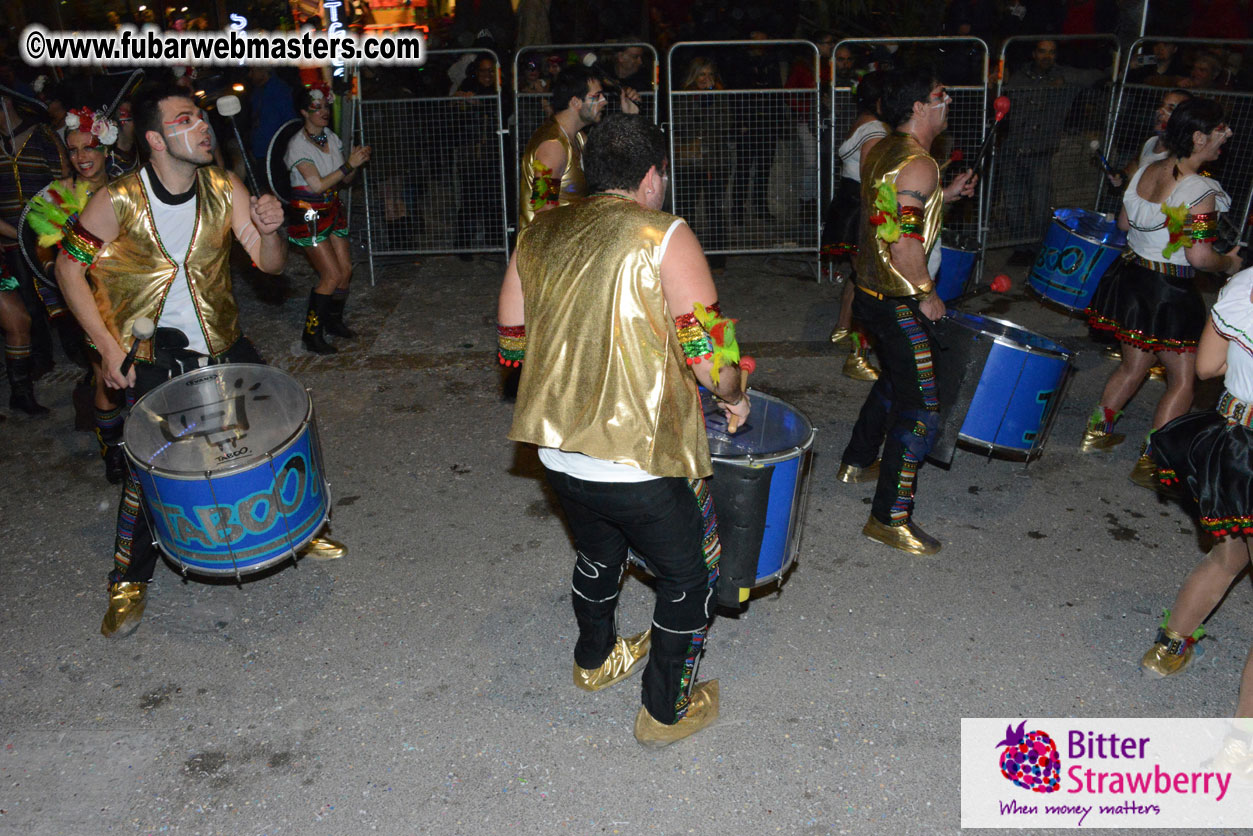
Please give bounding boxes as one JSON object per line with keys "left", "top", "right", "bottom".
{"left": 497, "top": 324, "right": 526, "bottom": 367}
{"left": 61, "top": 220, "right": 103, "bottom": 266}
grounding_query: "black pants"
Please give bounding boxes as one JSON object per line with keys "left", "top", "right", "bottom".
{"left": 544, "top": 469, "right": 718, "bottom": 725}
{"left": 112, "top": 337, "right": 265, "bottom": 583}
{"left": 841, "top": 292, "right": 942, "bottom": 525}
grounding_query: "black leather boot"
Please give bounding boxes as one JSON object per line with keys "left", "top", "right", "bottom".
{"left": 325, "top": 292, "right": 356, "bottom": 339}
{"left": 301, "top": 291, "right": 338, "bottom": 355}
{"left": 6, "top": 354, "right": 49, "bottom": 416}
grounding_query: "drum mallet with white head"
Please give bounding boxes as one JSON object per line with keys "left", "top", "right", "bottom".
{"left": 216, "top": 94, "right": 261, "bottom": 195}
{"left": 1089, "top": 140, "right": 1119, "bottom": 179}
{"left": 119, "top": 316, "right": 156, "bottom": 377}
{"left": 727, "top": 356, "right": 756, "bottom": 434}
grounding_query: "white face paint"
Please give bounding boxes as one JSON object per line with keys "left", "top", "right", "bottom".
{"left": 166, "top": 116, "right": 206, "bottom": 157}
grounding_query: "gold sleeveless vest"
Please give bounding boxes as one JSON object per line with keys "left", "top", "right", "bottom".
{"left": 855, "top": 133, "right": 944, "bottom": 298}
{"left": 517, "top": 118, "right": 586, "bottom": 231}
{"left": 91, "top": 166, "right": 239, "bottom": 363}
{"left": 509, "top": 197, "right": 711, "bottom": 479}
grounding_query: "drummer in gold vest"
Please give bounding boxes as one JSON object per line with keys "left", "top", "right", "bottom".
{"left": 498, "top": 114, "right": 749, "bottom": 747}
{"left": 54, "top": 82, "right": 345, "bottom": 639}
{"left": 517, "top": 65, "right": 638, "bottom": 232}
{"left": 835, "top": 67, "right": 977, "bottom": 556}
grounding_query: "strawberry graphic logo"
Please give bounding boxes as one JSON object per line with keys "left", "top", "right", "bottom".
{"left": 996, "top": 720, "right": 1061, "bottom": 793}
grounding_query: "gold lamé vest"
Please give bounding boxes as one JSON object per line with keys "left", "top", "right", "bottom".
{"left": 90, "top": 166, "right": 238, "bottom": 363}
{"left": 855, "top": 133, "right": 944, "bottom": 298}
{"left": 509, "top": 197, "right": 712, "bottom": 479}
{"left": 517, "top": 118, "right": 586, "bottom": 231}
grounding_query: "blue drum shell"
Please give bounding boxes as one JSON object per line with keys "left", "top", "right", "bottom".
{"left": 1029, "top": 208, "right": 1126, "bottom": 311}
{"left": 938, "top": 236, "right": 978, "bottom": 302}
{"left": 703, "top": 390, "right": 814, "bottom": 607}
{"left": 132, "top": 427, "right": 328, "bottom": 575}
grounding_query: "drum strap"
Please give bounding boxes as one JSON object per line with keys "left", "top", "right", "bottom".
{"left": 1218, "top": 392, "right": 1253, "bottom": 429}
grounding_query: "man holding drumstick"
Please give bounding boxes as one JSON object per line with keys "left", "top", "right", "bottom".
{"left": 56, "top": 82, "right": 343, "bottom": 639}
{"left": 497, "top": 113, "right": 748, "bottom": 747}
{"left": 836, "top": 67, "right": 977, "bottom": 556}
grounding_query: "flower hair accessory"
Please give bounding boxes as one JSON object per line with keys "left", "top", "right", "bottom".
{"left": 64, "top": 108, "right": 119, "bottom": 146}
{"left": 308, "top": 84, "right": 335, "bottom": 106}
{"left": 32, "top": 75, "right": 49, "bottom": 95}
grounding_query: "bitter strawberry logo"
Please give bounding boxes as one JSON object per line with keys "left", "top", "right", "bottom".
{"left": 996, "top": 720, "right": 1061, "bottom": 793}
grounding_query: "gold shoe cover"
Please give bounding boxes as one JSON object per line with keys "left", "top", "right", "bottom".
{"left": 1148, "top": 364, "right": 1166, "bottom": 382}
{"left": 843, "top": 352, "right": 880, "bottom": 381}
{"left": 862, "top": 515, "right": 942, "bottom": 555}
{"left": 633, "top": 679, "right": 720, "bottom": 749}
{"left": 837, "top": 459, "right": 880, "bottom": 484}
{"left": 1141, "top": 626, "right": 1194, "bottom": 677}
{"left": 302, "top": 535, "right": 348, "bottom": 560}
{"left": 1128, "top": 454, "right": 1159, "bottom": 490}
{"left": 101, "top": 581, "right": 148, "bottom": 638}
{"left": 829, "top": 327, "right": 851, "bottom": 344}
{"left": 574, "top": 629, "right": 651, "bottom": 692}
{"left": 1080, "top": 426, "right": 1125, "bottom": 452}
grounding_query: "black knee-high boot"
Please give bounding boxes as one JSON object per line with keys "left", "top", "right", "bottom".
{"left": 96, "top": 404, "right": 126, "bottom": 483}
{"left": 325, "top": 290, "right": 356, "bottom": 339}
{"left": 6, "top": 349, "right": 48, "bottom": 416}
{"left": 302, "top": 291, "right": 338, "bottom": 355}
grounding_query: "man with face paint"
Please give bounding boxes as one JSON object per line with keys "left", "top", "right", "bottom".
{"left": 517, "top": 65, "right": 637, "bottom": 232}
{"left": 54, "top": 82, "right": 345, "bottom": 639}
{"left": 836, "top": 67, "right": 976, "bottom": 556}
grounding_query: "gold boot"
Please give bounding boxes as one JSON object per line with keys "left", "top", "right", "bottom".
{"left": 1080, "top": 426, "right": 1125, "bottom": 452}
{"left": 101, "top": 581, "right": 148, "bottom": 638}
{"left": 862, "top": 515, "right": 942, "bottom": 555}
{"left": 1141, "top": 624, "right": 1198, "bottom": 677}
{"left": 837, "top": 459, "right": 880, "bottom": 484}
{"left": 1129, "top": 453, "right": 1159, "bottom": 490}
{"left": 633, "top": 679, "right": 719, "bottom": 749}
{"left": 1148, "top": 364, "right": 1166, "bottom": 382}
{"left": 574, "top": 629, "right": 651, "bottom": 692}
{"left": 843, "top": 351, "right": 880, "bottom": 381}
{"left": 302, "top": 535, "right": 347, "bottom": 561}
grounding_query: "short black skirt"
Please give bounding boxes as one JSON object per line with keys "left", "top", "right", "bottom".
{"left": 1153, "top": 400, "right": 1253, "bottom": 537}
{"left": 1085, "top": 258, "right": 1204, "bottom": 352}
{"left": 821, "top": 176, "right": 862, "bottom": 258}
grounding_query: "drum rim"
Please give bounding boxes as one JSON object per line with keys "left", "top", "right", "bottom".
{"left": 944, "top": 310, "right": 1072, "bottom": 361}
{"left": 18, "top": 182, "right": 58, "bottom": 285}
{"left": 123, "top": 363, "right": 315, "bottom": 479}
{"left": 1052, "top": 208, "right": 1126, "bottom": 249}
{"left": 704, "top": 388, "right": 817, "bottom": 463}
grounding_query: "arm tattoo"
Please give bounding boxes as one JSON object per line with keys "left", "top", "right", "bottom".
{"left": 898, "top": 188, "right": 930, "bottom": 203}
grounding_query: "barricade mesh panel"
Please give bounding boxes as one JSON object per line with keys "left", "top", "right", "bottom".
{"left": 1103, "top": 84, "right": 1253, "bottom": 244}
{"left": 988, "top": 36, "right": 1119, "bottom": 251}
{"left": 359, "top": 51, "right": 507, "bottom": 257}
{"left": 668, "top": 41, "right": 820, "bottom": 254}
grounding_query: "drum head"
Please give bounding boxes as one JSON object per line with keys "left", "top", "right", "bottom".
{"left": 702, "top": 389, "right": 815, "bottom": 460}
{"left": 266, "top": 119, "right": 304, "bottom": 205}
{"left": 124, "top": 364, "right": 311, "bottom": 474}
{"left": 1054, "top": 207, "right": 1125, "bottom": 247}
{"left": 946, "top": 310, "right": 1071, "bottom": 358}
{"left": 18, "top": 184, "right": 58, "bottom": 287}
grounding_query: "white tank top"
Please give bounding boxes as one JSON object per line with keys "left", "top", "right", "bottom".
{"left": 141, "top": 168, "right": 209, "bottom": 355}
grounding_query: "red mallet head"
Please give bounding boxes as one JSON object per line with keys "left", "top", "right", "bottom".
{"left": 740, "top": 356, "right": 756, "bottom": 374}
{"left": 950, "top": 148, "right": 964, "bottom": 162}
{"left": 993, "top": 96, "right": 1010, "bottom": 122}
{"left": 990, "top": 273, "right": 1012, "bottom": 293}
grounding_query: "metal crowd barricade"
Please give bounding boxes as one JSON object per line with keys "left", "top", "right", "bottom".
{"left": 829, "top": 38, "right": 990, "bottom": 274}
{"left": 357, "top": 48, "right": 510, "bottom": 278}
{"left": 1103, "top": 37, "right": 1253, "bottom": 245}
{"left": 667, "top": 40, "right": 821, "bottom": 256}
{"left": 987, "top": 35, "right": 1121, "bottom": 251}
{"left": 512, "top": 43, "right": 660, "bottom": 229}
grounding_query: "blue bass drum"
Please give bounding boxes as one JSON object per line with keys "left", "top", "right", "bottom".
{"left": 937, "top": 232, "right": 979, "bottom": 302}
{"left": 123, "top": 364, "right": 330, "bottom": 577}
{"left": 945, "top": 311, "right": 1074, "bottom": 460}
{"left": 702, "top": 390, "right": 815, "bottom": 608}
{"left": 1029, "top": 208, "right": 1126, "bottom": 311}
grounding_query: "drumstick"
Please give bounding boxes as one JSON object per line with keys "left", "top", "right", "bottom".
{"left": 1089, "top": 140, "right": 1118, "bottom": 178}
{"left": 938, "top": 148, "right": 964, "bottom": 173}
{"left": 119, "top": 316, "right": 156, "bottom": 377}
{"left": 726, "top": 356, "right": 755, "bottom": 434}
{"left": 969, "top": 96, "right": 1011, "bottom": 173}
